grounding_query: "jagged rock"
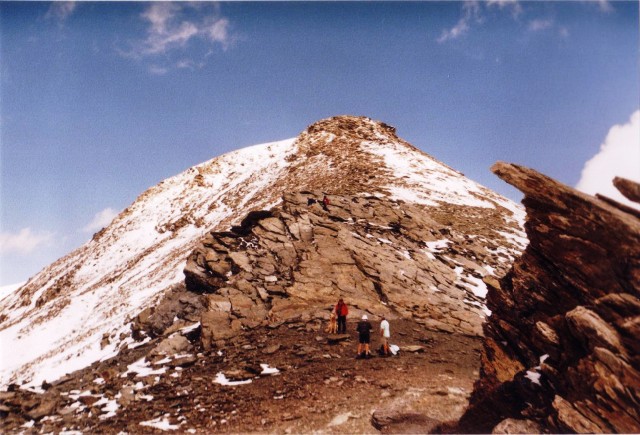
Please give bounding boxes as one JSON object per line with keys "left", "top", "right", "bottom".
{"left": 200, "top": 310, "right": 238, "bottom": 351}
{"left": 456, "top": 163, "right": 640, "bottom": 433}
{"left": 327, "top": 334, "right": 350, "bottom": 344}
{"left": 24, "top": 394, "right": 60, "bottom": 420}
{"left": 565, "top": 306, "right": 626, "bottom": 355}
{"left": 223, "top": 369, "right": 254, "bottom": 382}
{"left": 262, "top": 344, "right": 281, "bottom": 355}
{"left": 402, "top": 345, "right": 425, "bottom": 353}
{"left": 184, "top": 191, "right": 523, "bottom": 339}
{"left": 150, "top": 334, "right": 192, "bottom": 357}
{"left": 613, "top": 176, "right": 640, "bottom": 203}
{"left": 117, "top": 386, "right": 135, "bottom": 407}
{"left": 491, "top": 418, "right": 543, "bottom": 434}
{"left": 170, "top": 354, "right": 197, "bottom": 367}
{"left": 371, "top": 409, "right": 441, "bottom": 433}
{"left": 132, "top": 284, "right": 208, "bottom": 338}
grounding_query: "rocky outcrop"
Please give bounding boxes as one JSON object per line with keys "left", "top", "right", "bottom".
{"left": 456, "top": 163, "right": 640, "bottom": 433}
{"left": 184, "top": 191, "right": 524, "bottom": 346}
{"left": 614, "top": 176, "right": 640, "bottom": 203}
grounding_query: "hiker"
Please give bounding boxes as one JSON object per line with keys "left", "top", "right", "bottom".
{"left": 322, "top": 195, "right": 330, "bottom": 211}
{"left": 356, "top": 314, "right": 373, "bottom": 358}
{"left": 380, "top": 315, "right": 391, "bottom": 356}
{"left": 335, "top": 298, "right": 348, "bottom": 334}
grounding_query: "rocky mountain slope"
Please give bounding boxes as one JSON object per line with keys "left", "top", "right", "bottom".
{"left": 0, "top": 116, "right": 526, "bottom": 391}
{"left": 0, "top": 189, "right": 524, "bottom": 433}
{"left": 453, "top": 166, "right": 640, "bottom": 433}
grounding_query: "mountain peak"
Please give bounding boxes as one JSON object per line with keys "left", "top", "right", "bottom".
{"left": 303, "top": 115, "right": 398, "bottom": 143}
{"left": 0, "top": 116, "right": 526, "bottom": 389}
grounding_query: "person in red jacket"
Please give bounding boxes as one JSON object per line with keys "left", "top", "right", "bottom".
{"left": 335, "top": 298, "right": 348, "bottom": 334}
{"left": 322, "top": 195, "right": 330, "bottom": 211}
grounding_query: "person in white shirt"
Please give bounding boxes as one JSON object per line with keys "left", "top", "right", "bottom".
{"left": 380, "top": 316, "right": 391, "bottom": 356}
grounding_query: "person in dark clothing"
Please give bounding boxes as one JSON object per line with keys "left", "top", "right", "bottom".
{"left": 356, "top": 314, "right": 373, "bottom": 358}
{"left": 335, "top": 298, "right": 348, "bottom": 334}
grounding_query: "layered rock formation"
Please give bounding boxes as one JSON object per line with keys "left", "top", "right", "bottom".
{"left": 183, "top": 190, "right": 522, "bottom": 345}
{"left": 455, "top": 163, "right": 640, "bottom": 433}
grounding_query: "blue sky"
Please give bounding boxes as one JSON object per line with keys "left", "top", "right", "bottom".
{"left": 1, "top": 1, "right": 639, "bottom": 285}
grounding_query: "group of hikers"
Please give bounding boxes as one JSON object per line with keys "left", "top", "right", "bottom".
{"left": 333, "top": 298, "right": 392, "bottom": 358}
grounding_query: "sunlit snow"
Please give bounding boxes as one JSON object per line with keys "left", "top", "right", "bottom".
{"left": 214, "top": 372, "right": 253, "bottom": 386}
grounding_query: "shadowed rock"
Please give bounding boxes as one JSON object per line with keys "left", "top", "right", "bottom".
{"left": 456, "top": 162, "right": 640, "bottom": 433}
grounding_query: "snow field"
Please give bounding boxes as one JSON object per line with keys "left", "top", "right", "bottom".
{"left": 0, "top": 139, "right": 298, "bottom": 389}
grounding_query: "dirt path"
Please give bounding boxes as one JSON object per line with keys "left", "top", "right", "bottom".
{"left": 91, "top": 318, "right": 482, "bottom": 433}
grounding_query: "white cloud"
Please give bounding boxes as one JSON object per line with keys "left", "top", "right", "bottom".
{"left": 437, "top": 18, "right": 470, "bottom": 43}
{"left": 487, "top": 0, "right": 523, "bottom": 18}
{"left": 82, "top": 208, "right": 119, "bottom": 233}
{"left": 0, "top": 228, "right": 54, "bottom": 255}
{"left": 45, "top": 1, "right": 77, "bottom": 22}
{"left": 559, "top": 26, "right": 570, "bottom": 38}
{"left": 206, "top": 18, "right": 230, "bottom": 48}
{"left": 528, "top": 19, "right": 553, "bottom": 32}
{"left": 149, "top": 65, "right": 169, "bottom": 75}
{"left": 437, "top": 1, "right": 481, "bottom": 43}
{"left": 438, "top": 0, "right": 525, "bottom": 43}
{"left": 596, "top": 0, "right": 613, "bottom": 13}
{"left": 129, "top": 3, "right": 233, "bottom": 59}
{"left": 576, "top": 110, "right": 640, "bottom": 208}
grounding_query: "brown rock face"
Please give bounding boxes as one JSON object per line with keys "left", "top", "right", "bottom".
{"left": 614, "top": 176, "right": 640, "bottom": 203}
{"left": 456, "top": 163, "right": 640, "bottom": 433}
{"left": 185, "top": 190, "right": 523, "bottom": 342}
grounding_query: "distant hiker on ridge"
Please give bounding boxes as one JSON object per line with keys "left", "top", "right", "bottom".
{"left": 356, "top": 314, "right": 373, "bottom": 358}
{"left": 380, "top": 315, "right": 391, "bottom": 356}
{"left": 335, "top": 298, "right": 348, "bottom": 334}
{"left": 322, "top": 194, "right": 330, "bottom": 211}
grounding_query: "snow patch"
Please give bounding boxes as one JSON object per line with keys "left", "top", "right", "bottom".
{"left": 122, "top": 357, "right": 167, "bottom": 378}
{"left": 0, "top": 281, "right": 25, "bottom": 302}
{"left": 328, "top": 412, "right": 353, "bottom": 427}
{"left": 140, "top": 415, "right": 183, "bottom": 431}
{"left": 180, "top": 322, "right": 201, "bottom": 334}
{"left": 260, "top": 364, "right": 280, "bottom": 375}
{"left": 214, "top": 372, "right": 252, "bottom": 386}
{"left": 525, "top": 370, "right": 541, "bottom": 386}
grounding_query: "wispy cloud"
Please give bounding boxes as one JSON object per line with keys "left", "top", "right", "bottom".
{"left": 149, "top": 64, "right": 169, "bottom": 75}
{"left": 124, "top": 2, "right": 234, "bottom": 70}
{"left": 82, "top": 208, "right": 119, "bottom": 233}
{"left": 559, "top": 26, "right": 570, "bottom": 38}
{"left": 528, "top": 18, "right": 554, "bottom": 32}
{"left": 596, "top": 0, "right": 614, "bottom": 13}
{"left": 0, "top": 228, "right": 54, "bottom": 255}
{"left": 487, "top": 0, "right": 523, "bottom": 18}
{"left": 437, "top": 1, "right": 482, "bottom": 43}
{"left": 438, "top": 1, "right": 577, "bottom": 44}
{"left": 45, "top": 1, "right": 77, "bottom": 22}
{"left": 576, "top": 110, "right": 640, "bottom": 208}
